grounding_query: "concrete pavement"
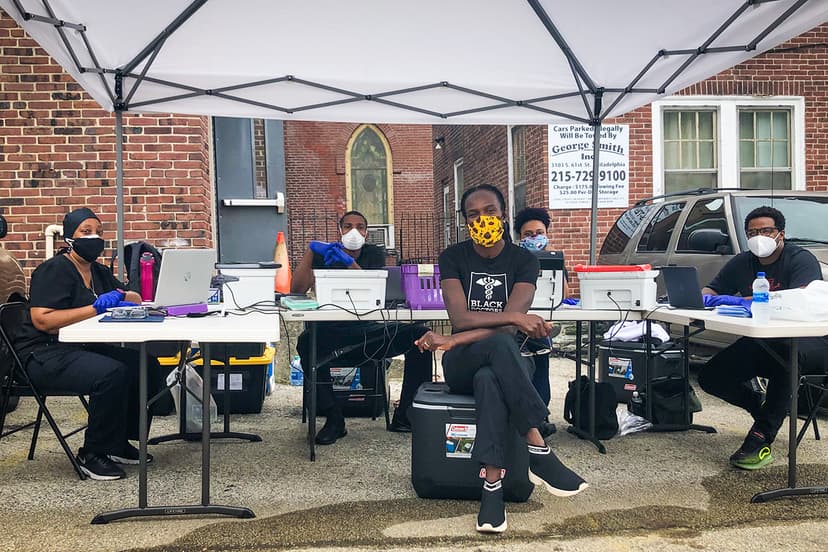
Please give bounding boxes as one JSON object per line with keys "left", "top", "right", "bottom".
{"left": 1, "top": 356, "right": 828, "bottom": 552}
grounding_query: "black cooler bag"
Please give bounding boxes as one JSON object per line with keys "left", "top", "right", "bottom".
{"left": 409, "top": 382, "right": 534, "bottom": 502}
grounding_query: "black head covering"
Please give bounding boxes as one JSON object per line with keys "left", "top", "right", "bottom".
{"left": 62, "top": 207, "right": 100, "bottom": 241}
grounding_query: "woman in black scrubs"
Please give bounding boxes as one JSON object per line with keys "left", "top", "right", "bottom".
{"left": 15, "top": 207, "right": 161, "bottom": 481}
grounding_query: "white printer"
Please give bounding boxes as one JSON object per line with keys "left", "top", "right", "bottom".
{"left": 530, "top": 251, "right": 565, "bottom": 310}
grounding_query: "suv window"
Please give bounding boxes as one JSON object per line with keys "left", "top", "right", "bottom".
{"left": 676, "top": 197, "right": 730, "bottom": 253}
{"left": 636, "top": 202, "right": 685, "bottom": 252}
{"left": 733, "top": 195, "right": 828, "bottom": 248}
{"left": 600, "top": 205, "right": 653, "bottom": 255}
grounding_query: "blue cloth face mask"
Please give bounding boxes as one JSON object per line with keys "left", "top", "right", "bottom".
{"left": 520, "top": 234, "right": 548, "bottom": 251}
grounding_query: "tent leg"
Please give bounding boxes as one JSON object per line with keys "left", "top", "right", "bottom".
{"left": 115, "top": 109, "right": 125, "bottom": 281}
{"left": 588, "top": 120, "right": 601, "bottom": 265}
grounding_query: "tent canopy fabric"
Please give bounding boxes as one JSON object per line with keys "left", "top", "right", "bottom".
{"left": 3, "top": 0, "right": 828, "bottom": 125}
{"left": 4, "top": 0, "right": 828, "bottom": 272}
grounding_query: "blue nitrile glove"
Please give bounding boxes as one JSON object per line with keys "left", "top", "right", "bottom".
{"left": 116, "top": 301, "right": 138, "bottom": 308}
{"left": 562, "top": 297, "right": 579, "bottom": 306}
{"left": 92, "top": 289, "right": 125, "bottom": 314}
{"left": 703, "top": 294, "right": 745, "bottom": 308}
{"left": 309, "top": 241, "right": 335, "bottom": 257}
{"left": 323, "top": 242, "right": 355, "bottom": 267}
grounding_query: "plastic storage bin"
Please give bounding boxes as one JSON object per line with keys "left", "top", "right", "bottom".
{"left": 410, "top": 382, "right": 534, "bottom": 502}
{"left": 313, "top": 269, "right": 388, "bottom": 311}
{"left": 401, "top": 264, "right": 444, "bottom": 309}
{"left": 598, "top": 340, "right": 684, "bottom": 402}
{"left": 575, "top": 264, "right": 659, "bottom": 311}
{"left": 192, "top": 346, "right": 274, "bottom": 414}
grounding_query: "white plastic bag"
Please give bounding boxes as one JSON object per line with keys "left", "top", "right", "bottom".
{"left": 166, "top": 364, "right": 219, "bottom": 433}
{"left": 604, "top": 320, "right": 670, "bottom": 343}
{"left": 616, "top": 407, "right": 652, "bottom": 436}
{"left": 770, "top": 280, "right": 828, "bottom": 322}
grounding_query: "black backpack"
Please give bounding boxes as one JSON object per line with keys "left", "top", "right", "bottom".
{"left": 564, "top": 375, "right": 619, "bottom": 440}
{"left": 110, "top": 241, "right": 162, "bottom": 295}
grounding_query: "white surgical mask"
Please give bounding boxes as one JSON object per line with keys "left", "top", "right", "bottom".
{"left": 747, "top": 235, "right": 779, "bottom": 258}
{"left": 341, "top": 228, "right": 366, "bottom": 250}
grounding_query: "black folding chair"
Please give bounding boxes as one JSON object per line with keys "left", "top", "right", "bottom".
{"left": 797, "top": 373, "right": 827, "bottom": 446}
{"left": 0, "top": 302, "right": 89, "bottom": 480}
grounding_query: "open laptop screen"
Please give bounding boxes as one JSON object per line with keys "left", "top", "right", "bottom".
{"left": 150, "top": 249, "right": 216, "bottom": 307}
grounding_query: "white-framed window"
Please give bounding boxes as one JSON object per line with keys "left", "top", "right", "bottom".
{"left": 652, "top": 96, "right": 805, "bottom": 196}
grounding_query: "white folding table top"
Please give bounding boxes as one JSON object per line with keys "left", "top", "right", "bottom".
{"left": 647, "top": 308, "right": 828, "bottom": 339}
{"left": 59, "top": 311, "right": 280, "bottom": 343}
{"left": 276, "top": 307, "right": 642, "bottom": 323}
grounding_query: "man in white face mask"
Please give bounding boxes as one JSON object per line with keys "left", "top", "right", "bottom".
{"left": 699, "top": 206, "right": 825, "bottom": 471}
{"left": 292, "top": 211, "right": 433, "bottom": 444}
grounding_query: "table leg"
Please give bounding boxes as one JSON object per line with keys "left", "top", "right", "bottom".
{"left": 751, "top": 338, "right": 828, "bottom": 502}
{"left": 308, "top": 322, "right": 318, "bottom": 461}
{"left": 565, "top": 321, "right": 606, "bottom": 453}
{"left": 150, "top": 344, "right": 261, "bottom": 444}
{"left": 91, "top": 342, "right": 255, "bottom": 524}
{"left": 646, "top": 324, "right": 716, "bottom": 434}
{"left": 140, "top": 342, "right": 148, "bottom": 508}
{"left": 201, "top": 343, "right": 211, "bottom": 504}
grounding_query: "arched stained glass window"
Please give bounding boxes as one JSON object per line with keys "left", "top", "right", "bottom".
{"left": 346, "top": 125, "right": 392, "bottom": 224}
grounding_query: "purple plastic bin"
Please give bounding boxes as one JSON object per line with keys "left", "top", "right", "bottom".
{"left": 401, "top": 264, "right": 445, "bottom": 309}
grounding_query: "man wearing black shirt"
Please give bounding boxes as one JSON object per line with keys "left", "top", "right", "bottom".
{"left": 292, "top": 211, "right": 432, "bottom": 444}
{"left": 416, "top": 185, "right": 586, "bottom": 534}
{"left": 699, "top": 205, "right": 827, "bottom": 470}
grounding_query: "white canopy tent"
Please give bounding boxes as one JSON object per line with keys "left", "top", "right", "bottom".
{"left": 4, "top": 0, "right": 828, "bottom": 269}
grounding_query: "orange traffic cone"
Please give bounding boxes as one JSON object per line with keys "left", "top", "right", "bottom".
{"left": 274, "top": 231, "right": 292, "bottom": 294}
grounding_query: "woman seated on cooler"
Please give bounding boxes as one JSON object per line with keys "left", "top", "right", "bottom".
{"left": 14, "top": 207, "right": 162, "bottom": 481}
{"left": 414, "top": 185, "right": 587, "bottom": 534}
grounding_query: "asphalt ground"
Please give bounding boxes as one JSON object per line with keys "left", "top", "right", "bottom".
{"left": 2, "top": 356, "right": 828, "bottom": 552}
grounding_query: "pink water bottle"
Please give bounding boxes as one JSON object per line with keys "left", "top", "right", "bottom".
{"left": 139, "top": 252, "right": 155, "bottom": 302}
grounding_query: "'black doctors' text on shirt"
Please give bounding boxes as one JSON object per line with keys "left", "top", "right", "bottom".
{"left": 438, "top": 240, "right": 539, "bottom": 313}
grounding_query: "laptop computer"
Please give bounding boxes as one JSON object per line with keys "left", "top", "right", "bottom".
{"left": 660, "top": 266, "right": 712, "bottom": 310}
{"left": 146, "top": 249, "right": 216, "bottom": 308}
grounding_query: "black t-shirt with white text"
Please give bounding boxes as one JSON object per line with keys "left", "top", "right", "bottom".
{"left": 438, "top": 240, "right": 539, "bottom": 314}
{"left": 706, "top": 243, "right": 821, "bottom": 296}
{"left": 15, "top": 254, "right": 125, "bottom": 353}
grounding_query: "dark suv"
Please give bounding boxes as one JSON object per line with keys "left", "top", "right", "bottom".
{"left": 599, "top": 189, "right": 828, "bottom": 353}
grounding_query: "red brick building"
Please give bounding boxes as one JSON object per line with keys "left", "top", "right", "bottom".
{"left": 433, "top": 23, "right": 828, "bottom": 291}
{"left": 0, "top": 10, "right": 213, "bottom": 277}
{"left": 0, "top": 9, "right": 434, "bottom": 283}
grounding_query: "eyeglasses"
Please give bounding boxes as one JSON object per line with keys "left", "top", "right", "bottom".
{"left": 519, "top": 335, "right": 553, "bottom": 357}
{"left": 746, "top": 227, "right": 778, "bottom": 238}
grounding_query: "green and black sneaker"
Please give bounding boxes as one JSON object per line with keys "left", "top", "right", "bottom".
{"left": 730, "top": 429, "right": 773, "bottom": 470}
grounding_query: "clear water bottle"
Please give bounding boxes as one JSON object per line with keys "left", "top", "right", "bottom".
{"left": 751, "top": 271, "right": 771, "bottom": 323}
{"left": 289, "top": 355, "right": 303, "bottom": 387}
{"left": 629, "top": 391, "right": 644, "bottom": 417}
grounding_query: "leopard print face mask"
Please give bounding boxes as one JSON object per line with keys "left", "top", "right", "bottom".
{"left": 468, "top": 215, "right": 504, "bottom": 247}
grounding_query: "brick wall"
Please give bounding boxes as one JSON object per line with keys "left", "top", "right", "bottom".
{"left": 284, "top": 121, "right": 434, "bottom": 265}
{"left": 433, "top": 23, "right": 828, "bottom": 294}
{"left": 0, "top": 10, "right": 212, "bottom": 282}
